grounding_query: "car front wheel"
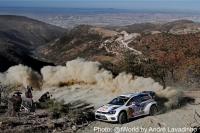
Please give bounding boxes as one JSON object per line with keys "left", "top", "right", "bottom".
{"left": 119, "top": 112, "right": 127, "bottom": 124}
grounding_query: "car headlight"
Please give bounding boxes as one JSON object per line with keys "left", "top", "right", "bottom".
{"left": 107, "top": 110, "right": 116, "bottom": 114}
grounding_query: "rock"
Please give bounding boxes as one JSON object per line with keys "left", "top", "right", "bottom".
{"left": 46, "top": 123, "right": 54, "bottom": 129}
{"left": 57, "top": 118, "right": 66, "bottom": 123}
{"left": 64, "top": 117, "right": 71, "bottom": 122}
{"left": 40, "top": 118, "right": 45, "bottom": 122}
{"left": 72, "top": 125, "right": 77, "bottom": 131}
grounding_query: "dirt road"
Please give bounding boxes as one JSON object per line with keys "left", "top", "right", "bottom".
{"left": 79, "top": 91, "right": 200, "bottom": 133}
{"left": 32, "top": 87, "right": 200, "bottom": 133}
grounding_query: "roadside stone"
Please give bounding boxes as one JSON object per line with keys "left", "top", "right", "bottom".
{"left": 72, "top": 125, "right": 77, "bottom": 131}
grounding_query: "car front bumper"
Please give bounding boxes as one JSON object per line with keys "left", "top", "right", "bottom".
{"left": 95, "top": 112, "right": 118, "bottom": 122}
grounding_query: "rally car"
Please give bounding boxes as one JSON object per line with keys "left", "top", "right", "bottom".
{"left": 95, "top": 91, "right": 158, "bottom": 124}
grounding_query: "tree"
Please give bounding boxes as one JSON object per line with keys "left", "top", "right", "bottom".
{"left": 101, "top": 61, "right": 120, "bottom": 77}
{"left": 119, "top": 50, "right": 169, "bottom": 88}
{"left": 119, "top": 50, "right": 144, "bottom": 76}
{"left": 144, "top": 59, "right": 167, "bottom": 88}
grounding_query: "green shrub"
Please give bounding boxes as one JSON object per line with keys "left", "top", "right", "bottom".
{"left": 40, "top": 99, "right": 85, "bottom": 118}
{"left": 40, "top": 99, "right": 64, "bottom": 112}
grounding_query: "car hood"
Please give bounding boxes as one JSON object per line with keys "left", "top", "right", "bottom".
{"left": 97, "top": 104, "right": 122, "bottom": 112}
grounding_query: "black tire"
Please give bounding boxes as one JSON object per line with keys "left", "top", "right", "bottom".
{"left": 118, "top": 112, "right": 127, "bottom": 124}
{"left": 149, "top": 105, "right": 158, "bottom": 116}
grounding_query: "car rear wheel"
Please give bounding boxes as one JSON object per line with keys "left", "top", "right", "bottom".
{"left": 149, "top": 105, "right": 158, "bottom": 116}
{"left": 119, "top": 112, "right": 127, "bottom": 124}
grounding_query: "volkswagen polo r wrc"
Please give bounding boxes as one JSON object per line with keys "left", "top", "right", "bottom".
{"left": 95, "top": 91, "right": 158, "bottom": 124}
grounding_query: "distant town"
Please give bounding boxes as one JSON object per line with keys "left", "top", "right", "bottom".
{"left": 1, "top": 7, "right": 200, "bottom": 29}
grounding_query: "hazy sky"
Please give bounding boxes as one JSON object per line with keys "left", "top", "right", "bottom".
{"left": 0, "top": 0, "right": 200, "bottom": 13}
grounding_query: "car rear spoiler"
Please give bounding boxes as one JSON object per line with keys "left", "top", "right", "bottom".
{"left": 142, "top": 91, "right": 156, "bottom": 99}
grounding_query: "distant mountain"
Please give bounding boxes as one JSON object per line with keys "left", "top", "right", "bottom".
{"left": 37, "top": 20, "right": 200, "bottom": 65}
{"left": 0, "top": 15, "right": 67, "bottom": 50}
{"left": 0, "top": 15, "right": 67, "bottom": 72}
{"left": 106, "top": 20, "right": 200, "bottom": 34}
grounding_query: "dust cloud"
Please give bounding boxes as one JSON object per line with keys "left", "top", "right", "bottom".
{"left": 41, "top": 58, "right": 183, "bottom": 109}
{"left": 0, "top": 58, "right": 183, "bottom": 109}
{"left": 0, "top": 64, "right": 42, "bottom": 90}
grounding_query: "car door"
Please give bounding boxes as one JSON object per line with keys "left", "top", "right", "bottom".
{"left": 126, "top": 96, "right": 141, "bottom": 118}
{"left": 138, "top": 95, "right": 150, "bottom": 115}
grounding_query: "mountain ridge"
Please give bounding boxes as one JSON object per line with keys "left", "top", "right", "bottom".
{"left": 0, "top": 15, "right": 67, "bottom": 72}
{"left": 0, "top": 15, "right": 67, "bottom": 50}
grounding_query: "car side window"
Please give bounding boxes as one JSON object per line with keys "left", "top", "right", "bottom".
{"left": 126, "top": 98, "right": 133, "bottom": 106}
{"left": 141, "top": 95, "right": 151, "bottom": 102}
{"left": 126, "top": 96, "right": 141, "bottom": 106}
{"left": 134, "top": 96, "right": 141, "bottom": 103}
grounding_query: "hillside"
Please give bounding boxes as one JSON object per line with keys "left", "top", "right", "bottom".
{"left": 0, "top": 15, "right": 67, "bottom": 72}
{"left": 0, "top": 15, "right": 67, "bottom": 49}
{"left": 36, "top": 25, "right": 117, "bottom": 65}
{"left": 37, "top": 20, "right": 200, "bottom": 63}
{"left": 0, "top": 41, "right": 54, "bottom": 72}
{"left": 36, "top": 20, "right": 200, "bottom": 90}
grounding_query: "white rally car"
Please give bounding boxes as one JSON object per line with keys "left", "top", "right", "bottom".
{"left": 95, "top": 91, "right": 158, "bottom": 124}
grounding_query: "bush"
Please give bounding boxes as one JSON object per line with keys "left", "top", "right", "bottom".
{"left": 1, "top": 83, "right": 19, "bottom": 105}
{"left": 40, "top": 99, "right": 64, "bottom": 112}
{"left": 40, "top": 99, "right": 85, "bottom": 119}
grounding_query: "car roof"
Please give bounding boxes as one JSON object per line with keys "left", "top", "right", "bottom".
{"left": 119, "top": 92, "right": 149, "bottom": 98}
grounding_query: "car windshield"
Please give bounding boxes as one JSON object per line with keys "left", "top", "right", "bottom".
{"left": 108, "top": 96, "right": 130, "bottom": 105}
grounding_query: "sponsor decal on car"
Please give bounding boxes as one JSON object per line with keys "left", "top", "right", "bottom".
{"left": 100, "top": 106, "right": 108, "bottom": 112}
